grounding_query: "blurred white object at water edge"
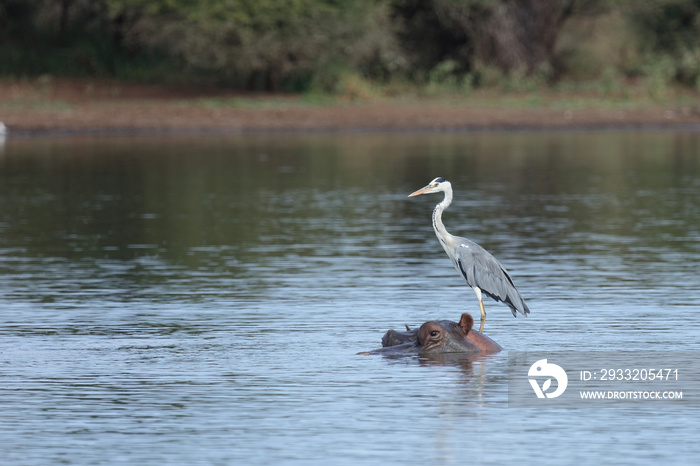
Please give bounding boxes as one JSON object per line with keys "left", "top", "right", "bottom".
{"left": 0, "top": 122, "right": 7, "bottom": 153}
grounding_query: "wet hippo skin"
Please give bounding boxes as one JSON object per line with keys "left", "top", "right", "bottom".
{"left": 360, "top": 313, "right": 503, "bottom": 355}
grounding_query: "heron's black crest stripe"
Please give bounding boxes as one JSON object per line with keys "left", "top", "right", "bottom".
{"left": 435, "top": 177, "right": 446, "bottom": 183}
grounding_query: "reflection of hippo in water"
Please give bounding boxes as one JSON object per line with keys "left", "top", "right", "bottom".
{"left": 359, "top": 313, "right": 503, "bottom": 356}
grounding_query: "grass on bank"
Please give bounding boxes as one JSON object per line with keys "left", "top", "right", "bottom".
{"left": 2, "top": 73, "right": 700, "bottom": 116}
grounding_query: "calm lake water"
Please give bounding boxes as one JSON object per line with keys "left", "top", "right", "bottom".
{"left": 1, "top": 130, "right": 699, "bottom": 464}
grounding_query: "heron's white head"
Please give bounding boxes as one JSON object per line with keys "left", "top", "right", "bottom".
{"left": 408, "top": 177, "right": 451, "bottom": 197}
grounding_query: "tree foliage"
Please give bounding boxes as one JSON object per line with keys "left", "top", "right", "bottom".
{"left": 2, "top": 0, "right": 700, "bottom": 92}
{"left": 626, "top": 0, "right": 700, "bottom": 86}
{"left": 106, "top": 0, "right": 395, "bottom": 89}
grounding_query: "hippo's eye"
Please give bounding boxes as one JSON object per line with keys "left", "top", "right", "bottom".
{"left": 430, "top": 330, "right": 439, "bottom": 337}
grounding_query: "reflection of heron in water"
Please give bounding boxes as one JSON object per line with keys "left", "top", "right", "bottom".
{"left": 409, "top": 177, "right": 530, "bottom": 333}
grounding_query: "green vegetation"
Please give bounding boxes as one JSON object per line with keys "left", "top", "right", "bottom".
{"left": 2, "top": 0, "right": 700, "bottom": 96}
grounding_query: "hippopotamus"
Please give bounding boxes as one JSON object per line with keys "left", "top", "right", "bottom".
{"left": 359, "top": 313, "right": 503, "bottom": 356}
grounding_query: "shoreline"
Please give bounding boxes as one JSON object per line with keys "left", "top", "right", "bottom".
{"left": 3, "top": 79, "right": 700, "bottom": 137}
{"left": 6, "top": 122, "right": 700, "bottom": 139}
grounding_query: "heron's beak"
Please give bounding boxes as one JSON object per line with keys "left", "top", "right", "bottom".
{"left": 408, "top": 185, "right": 431, "bottom": 197}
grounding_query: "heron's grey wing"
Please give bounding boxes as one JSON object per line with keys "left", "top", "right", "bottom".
{"left": 455, "top": 242, "right": 529, "bottom": 317}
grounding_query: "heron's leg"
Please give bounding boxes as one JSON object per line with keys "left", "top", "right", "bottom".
{"left": 472, "top": 286, "right": 486, "bottom": 333}
{"left": 478, "top": 298, "right": 486, "bottom": 333}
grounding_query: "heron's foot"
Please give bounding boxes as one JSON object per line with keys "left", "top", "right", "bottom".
{"left": 479, "top": 318, "right": 485, "bottom": 333}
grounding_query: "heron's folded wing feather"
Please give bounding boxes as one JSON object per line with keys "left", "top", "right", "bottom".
{"left": 456, "top": 245, "right": 529, "bottom": 316}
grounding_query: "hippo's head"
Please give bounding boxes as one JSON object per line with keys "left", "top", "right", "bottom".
{"left": 361, "top": 313, "right": 485, "bottom": 355}
{"left": 417, "top": 316, "right": 477, "bottom": 353}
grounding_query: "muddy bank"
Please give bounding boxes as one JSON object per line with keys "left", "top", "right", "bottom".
{"left": 2, "top": 79, "right": 700, "bottom": 135}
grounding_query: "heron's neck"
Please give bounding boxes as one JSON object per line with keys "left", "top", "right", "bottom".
{"left": 432, "top": 189, "right": 453, "bottom": 244}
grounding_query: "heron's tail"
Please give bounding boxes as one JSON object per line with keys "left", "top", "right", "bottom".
{"left": 507, "top": 294, "right": 529, "bottom": 317}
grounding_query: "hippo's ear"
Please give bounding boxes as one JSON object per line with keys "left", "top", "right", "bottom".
{"left": 459, "top": 313, "right": 474, "bottom": 334}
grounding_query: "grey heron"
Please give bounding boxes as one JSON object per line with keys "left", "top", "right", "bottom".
{"left": 409, "top": 177, "right": 529, "bottom": 333}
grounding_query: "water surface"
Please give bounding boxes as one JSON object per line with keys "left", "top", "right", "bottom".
{"left": 1, "top": 131, "right": 699, "bottom": 464}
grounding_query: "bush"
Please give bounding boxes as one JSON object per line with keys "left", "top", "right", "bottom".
{"left": 3, "top": 0, "right": 700, "bottom": 93}
{"left": 627, "top": 0, "right": 700, "bottom": 88}
{"left": 115, "top": 0, "right": 401, "bottom": 90}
